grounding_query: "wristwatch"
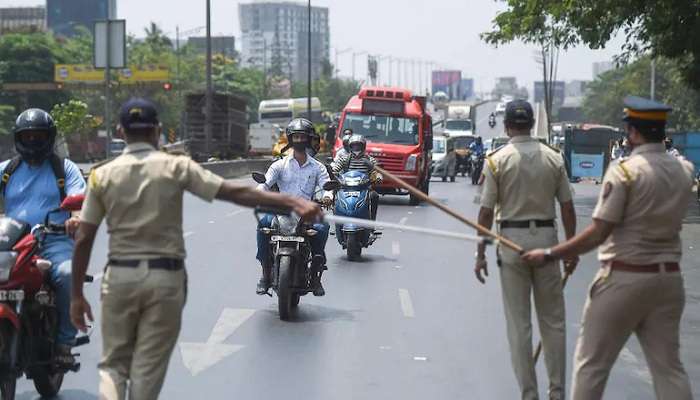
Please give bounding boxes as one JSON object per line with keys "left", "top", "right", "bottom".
{"left": 544, "top": 248, "right": 555, "bottom": 262}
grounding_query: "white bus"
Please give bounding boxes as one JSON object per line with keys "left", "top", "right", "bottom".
{"left": 258, "top": 97, "right": 322, "bottom": 126}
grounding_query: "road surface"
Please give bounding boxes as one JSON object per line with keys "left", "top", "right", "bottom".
{"left": 15, "top": 176, "right": 700, "bottom": 400}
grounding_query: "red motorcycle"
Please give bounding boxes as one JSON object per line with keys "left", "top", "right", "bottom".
{"left": 0, "top": 194, "right": 91, "bottom": 399}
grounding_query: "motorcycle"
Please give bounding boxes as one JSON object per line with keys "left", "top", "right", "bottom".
{"left": 470, "top": 152, "right": 485, "bottom": 185}
{"left": 488, "top": 115, "right": 496, "bottom": 129}
{"left": 0, "top": 194, "right": 91, "bottom": 400}
{"left": 252, "top": 173, "right": 325, "bottom": 321}
{"left": 327, "top": 170, "right": 381, "bottom": 261}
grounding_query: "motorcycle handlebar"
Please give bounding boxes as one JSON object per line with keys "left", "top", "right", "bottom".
{"left": 254, "top": 206, "right": 292, "bottom": 217}
{"left": 47, "top": 223, "right": 66, "bottom": 233}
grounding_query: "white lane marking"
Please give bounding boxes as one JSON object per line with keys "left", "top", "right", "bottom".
{"left": 379, "top": 346, "right": 392, "bottom": 351}
{"left": 399, "top": 217, "right": 408, "bottom": 225}
{"left": 208, "top": 220, "right": 215, "bottom": 224}
{"left": 619, "top": 347, "right": 653, "bottom": 384}
{"left": 392, "top": 241, "right": 400, "bottom": 257}
{"left": 184, "top": 231, "right": 195, "bottom": 238}
{"left": 226, "top": 209, "right": 245, "bottom": 218}
{"left": 413, "top": 356, "right": 428, "bottom": 361}
{"left": 179, "top": 308, "right": 256, "bottom": 376}
{"left": 398, "top": 288, "right": 415, "bottom": 318}
{"left": 407, "top": 211, "right": 414, "bottom": 215}
{"left": 394, "top": 265, "right": 402, "bottom": 269}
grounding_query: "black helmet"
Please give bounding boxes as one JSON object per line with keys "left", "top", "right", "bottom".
{"left": 342, "top": 131, "right": 353, "bottom": 151}
{"left": 286, "top": 118, "right": 314, "bottom": 141}
{"left": 14, "top": 108, "right": 57, "bottom": 163}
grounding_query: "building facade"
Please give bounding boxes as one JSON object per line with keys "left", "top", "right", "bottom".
{"left": 188, "top": 36, "right": 236, "bottom": 59}
{"left": 47, "top": 0, "right": 115, "bottom": 37}
{"left": 0, "top": 7, "right": 46, "bottom": 35}
{"left": 534, "top": 81, "right": 566, "bottom": 107}
{"left": 592, "top": 61, "right": 614, "bottom": 79}
{"left": 239, "top": 2, "right": 330, "bottom": 82}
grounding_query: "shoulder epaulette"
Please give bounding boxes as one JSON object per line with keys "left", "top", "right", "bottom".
{"left": 90, "top": 157, "right": 115, "bottom": 171}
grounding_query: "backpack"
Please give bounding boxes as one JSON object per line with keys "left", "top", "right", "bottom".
{"left": 0, "top": 154, "right": 67, "bottom": 202}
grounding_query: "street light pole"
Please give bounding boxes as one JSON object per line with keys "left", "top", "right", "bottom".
{"left": 205, "top": 0, "right": 213, "bottom": 155}
{"left": 307, "top": 0, "right": 312, "bottom": 118}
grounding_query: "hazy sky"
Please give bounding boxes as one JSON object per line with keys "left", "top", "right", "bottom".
{"left": 2, "top": 0, "right": 625, "bottom": 94}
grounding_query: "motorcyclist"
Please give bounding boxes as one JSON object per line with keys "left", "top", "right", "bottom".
{"left": 488, "top": 112, "right": 496, "bottom": 128}
{"left": 256, "top": 118, "right": 332, "bottom": 296}
{"left": 469, "top": 136, "right": 485, "bottom": 157}
{"left": 334, "top": 129, "right": 353, "bottom": 162}
{"left": 332, "top": 134, "right": 382, "bottom": 220}
{"left": 665, "top": 137, "right": 682, "bottom": 158}
{"left": 0, "top": 109, "right": 86, "bottom": 364}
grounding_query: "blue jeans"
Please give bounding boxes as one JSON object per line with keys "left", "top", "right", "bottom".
{"left": 256, "top": 214, "right": 329, "bottom": 265}
{"left": 41, "top": 237, "right": 77, "bottom": 346}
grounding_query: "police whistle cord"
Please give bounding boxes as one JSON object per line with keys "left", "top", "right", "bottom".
{"left": 323, "top": 214, "right": 495, "bottom": 245}
{"left": 373, "top": 166, "right": 524, "bottom": 253}
{"left": 533, "top": 269, "right": 573, "bottom": 363}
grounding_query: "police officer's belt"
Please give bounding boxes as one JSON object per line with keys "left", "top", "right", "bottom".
{"left": 610, "top": 261, "right": 679, "bottom": 273}
{"left": 500, "top": 219, "right": 554, "bottom": 229}
{"left": 108, "top": 258, "right": 184, "bottom": 271}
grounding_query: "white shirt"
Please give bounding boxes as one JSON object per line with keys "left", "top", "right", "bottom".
{"left": 258, "top": 154, "right": 331, "bottom": 200}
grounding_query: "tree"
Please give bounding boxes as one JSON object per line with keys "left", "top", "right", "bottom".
{"left": 482, "top": 1, "right": 700, "bottom": 89}
{"left": 582, "top": 56, "right": 700, "bottom": 131}
{"left": 51, "top": 100, "right": 100, "bottom": 138}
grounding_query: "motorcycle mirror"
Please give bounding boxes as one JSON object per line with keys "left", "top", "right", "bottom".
{"left": 60, "top": 194, "right": 85, "bottom": 212}
{"left": 251, "top": 172, "right": 266, "bottom": 184}
{"left": 323, "top": 181, "right": 341, "bottom": 191}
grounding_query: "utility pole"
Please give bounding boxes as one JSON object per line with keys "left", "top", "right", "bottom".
{"left": 307, "top": 0, "right": 312, "bottom": 118}
{"left": 104, "top": 20, "right": 112, "bottom": 158}
{"left": 205, "top": 0, "right": 213, "bottom": 155}
{"left": 651, "top": 58, "right": 656, "bottom": 101}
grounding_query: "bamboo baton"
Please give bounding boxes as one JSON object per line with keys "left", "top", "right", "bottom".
{"left": 533, "top": 268, "right": 573, "bottom": 362}
{"left": 373, "top": 165, "right": 524, "bottom": 253}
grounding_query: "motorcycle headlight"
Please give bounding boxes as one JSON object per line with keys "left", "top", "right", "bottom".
{"left": 276, "top": 215, "right": 299, "bottom": 235}
{"left": 0, "top": 252, "right": 17, "bottom": 283}
{"left": 405, "top": 154, "right": 418, "bottom": 171}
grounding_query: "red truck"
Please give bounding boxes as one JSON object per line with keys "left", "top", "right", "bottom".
{"left": 335, "top": 87, "right": 433, "bottom": 205}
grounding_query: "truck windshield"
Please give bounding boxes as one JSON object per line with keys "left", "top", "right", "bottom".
{"left": 342, "top": 113, "right": 419, "bottom": 145}
{"left": 445, "top": 120, "right": 472, "bottom": 131}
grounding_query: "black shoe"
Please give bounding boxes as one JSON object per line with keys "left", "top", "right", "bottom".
{"left": 312, "top": 282, "right": 325, "bottom": 297}
{"left": 310, "top": 255, "right": 325, "bottom": 296}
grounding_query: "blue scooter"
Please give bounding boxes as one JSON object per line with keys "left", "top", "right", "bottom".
{"left": 332, "top": 170, "right": 381, "bottom": 261}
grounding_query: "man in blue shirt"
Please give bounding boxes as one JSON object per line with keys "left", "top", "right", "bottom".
{"left": 0, "top": 109, "right": 86, "bottom": 362}
{"left": 469, "top": 136, "right": 485, "bottom": 156}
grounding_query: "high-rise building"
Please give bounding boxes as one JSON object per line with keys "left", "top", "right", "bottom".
{"left": 0, "top": 7, "right": 46, "bottom": 35}
{"left": 534, "top": 81, "right": 566, "bottom": 107}
{"left": 239, "top": 2, "right": 330, "bottom": 82}
{"left": 565, "top": 80, "right": 590, "bottom": 98}
{"left": 188, "top": 36, "right": 236, "bottom": 59}
{"left": 592, "top": 61, "right": 614, "bottom": 79}
{"left": 47, "top": 0, "right": 116, "bottom": 37}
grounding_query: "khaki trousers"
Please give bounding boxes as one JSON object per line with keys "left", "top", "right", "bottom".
{"left": 499, "top": 226, "right": 566, "bottom": 400}
{"left": 98, "top": 262, "right": 186, "bottom": 400}
{"left": 571, "top": 265, "right": 693, "bottom": 400}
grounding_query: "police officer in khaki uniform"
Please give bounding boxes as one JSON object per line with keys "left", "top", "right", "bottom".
{"left": 476, "top": 100, "right": 578, "bottom": 400}
{"left": 69, "top": 98, "right": 321, "bottom": 400}
{"left": 523, "top": 96, "right": 695, "bottom": 400}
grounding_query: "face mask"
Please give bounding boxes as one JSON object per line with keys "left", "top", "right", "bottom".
{"left": 351, "top": 150, "right": 362, "bottom": 157}
{"left": 292, "top": 142, "right": 307, "bottom": 151}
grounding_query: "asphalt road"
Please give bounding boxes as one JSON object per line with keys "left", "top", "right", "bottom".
{"left": 15, "top": 176, "right": 700, "bottom": 399}
{"left": 474, "top": 100, "right": 505, "bottom": 142}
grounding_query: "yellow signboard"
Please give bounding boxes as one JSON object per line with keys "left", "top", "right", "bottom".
{"left": 55, "top": 64, "right": 104, "bottom": 82}
{"left": 55, "top": 64, "right": 170, "bottom": 83}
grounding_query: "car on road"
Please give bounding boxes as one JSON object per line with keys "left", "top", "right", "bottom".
{"left": 431, "top": 135, "right": 456, "bottom": 181}
{"left": 495, "top": 102, "right": 507, "bottom": 115}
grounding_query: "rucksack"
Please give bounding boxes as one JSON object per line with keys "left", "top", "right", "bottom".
{"left": 0, "top": 154, "right": 67, "bottom": 201}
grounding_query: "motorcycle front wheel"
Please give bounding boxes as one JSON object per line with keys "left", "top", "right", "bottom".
{"left": 277, "top": 256, "right": 295, "bottom": 321}
{"left": 346, "top": 232, "right": 362, "bottom": 261}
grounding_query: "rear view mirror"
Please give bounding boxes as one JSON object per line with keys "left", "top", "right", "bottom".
{"left": 323, "top": 181, "right": 341, "bottom": 191}
{"left": 252, "top": 172, "right": 266, "bottom": 184}
{"left": 60, "top": 194, "right": 85, "bottom": 212}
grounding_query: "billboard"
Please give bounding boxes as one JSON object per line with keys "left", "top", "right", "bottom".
{"left": 432, "top": 70, "right": 461, "bottom": 100}
{"left": 55, "top": 64, "right": 170, "bottom": 83}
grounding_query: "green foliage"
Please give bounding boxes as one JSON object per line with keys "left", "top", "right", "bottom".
{"left": 0, "top": 105, "right": 16, "bottom": 135}
{"left": 583, "top": 57, "right": 700, "bottom": 130}
{"left": 51, "top": 99, "right": 100, "bottom": 138}
{"left": 482, "top": 0, "right": 700, "bottom": 89}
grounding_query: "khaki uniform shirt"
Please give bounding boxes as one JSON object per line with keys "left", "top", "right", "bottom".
{"left": 593, "top": 143, "right": 695, "bottom": 264}
{"left": 481, "top": 136, "right": 572, "bottom": 221}
{"left": 81, "top": 142, "right": 224, "bottom": 260}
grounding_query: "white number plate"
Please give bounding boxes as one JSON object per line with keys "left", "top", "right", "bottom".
{"left": 345, "top": 191, "right": 361, "bottom": 197}
{"left": 271, "top": 235, "right": 305, "bottom": 242}
{"left": 0, "top": 290, "right": 24, "bottom": 301}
